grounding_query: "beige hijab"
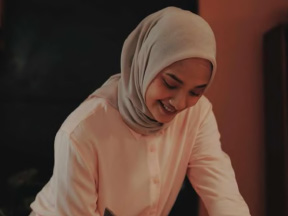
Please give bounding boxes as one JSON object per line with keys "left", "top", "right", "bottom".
{"left": 89, "top": 6, "right": 217, "bottom": 135}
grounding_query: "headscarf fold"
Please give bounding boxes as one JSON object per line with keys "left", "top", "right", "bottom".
{"left": 89, "top": 6, "right": 217, "bottom": 135}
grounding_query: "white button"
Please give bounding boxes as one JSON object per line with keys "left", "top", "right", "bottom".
{"left": 149, "top": 145, "right": 156, "bottom": 152}
{"left": 153, "top": 176, "right": 160, "bottom": 184}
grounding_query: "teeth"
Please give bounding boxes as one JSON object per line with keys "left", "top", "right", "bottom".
{"left": 162, "top": 103, "right": 175, "bottom": 112}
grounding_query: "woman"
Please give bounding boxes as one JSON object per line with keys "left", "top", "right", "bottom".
{"left": 29, "top": 6, "right": 251, "bottom": 216}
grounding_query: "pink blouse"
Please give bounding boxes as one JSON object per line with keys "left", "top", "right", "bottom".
{"left": 30, "top": 96, "right": 250, "bottom": 216}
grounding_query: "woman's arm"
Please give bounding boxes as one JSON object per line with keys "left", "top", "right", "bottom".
{"left": 187, "top": 103, "right": 251, "bottom": 216}
{"left": 52, "top": 129, "right": 100, "bottom": 216}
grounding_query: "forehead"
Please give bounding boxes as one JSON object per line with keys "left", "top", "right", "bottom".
{"left": 167, "top": 58, "right": 211, "bottom": 71}
{"left": 158, "top": 58, "right": 212, "bottom": 81}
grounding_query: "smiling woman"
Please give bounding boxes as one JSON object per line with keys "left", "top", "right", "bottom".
{"left": 28, "top": 6, "right": 251, "bottom": 216}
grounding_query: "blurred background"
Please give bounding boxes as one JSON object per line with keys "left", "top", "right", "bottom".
{"left": 0, "top": 0, "right": 288, "bottom": 216}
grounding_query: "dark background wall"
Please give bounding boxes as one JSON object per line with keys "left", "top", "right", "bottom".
{"left": 0, "top": 1, "right": 199, "bottom": 216}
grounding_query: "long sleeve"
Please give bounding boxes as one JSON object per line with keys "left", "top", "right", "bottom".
{"left": 52, "top": 129, "right": 100, "bottom": 216}
{"left": 187, "top": 103, "right": 251, "bottom": 216}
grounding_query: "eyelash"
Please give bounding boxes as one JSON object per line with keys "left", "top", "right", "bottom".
{"left": 163, "top": 79, "right": 176, "bottom": 89}
{"left": 163, "top": 78, "right": 201, "bottom": 97}
{"left": 190, "top": 92, "right": 200, "bottom": 97}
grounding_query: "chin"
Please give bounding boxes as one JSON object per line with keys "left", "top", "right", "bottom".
{"left": 149, "top": 102, "right": 177, "bottom": 123}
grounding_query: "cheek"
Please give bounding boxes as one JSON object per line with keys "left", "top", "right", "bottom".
{"left": 146, "top": 82, "right": 166, "bottom": 102}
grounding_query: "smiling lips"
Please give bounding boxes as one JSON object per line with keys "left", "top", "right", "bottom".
{"left": 159, "top": 100, "right": 176, "bottom": 113}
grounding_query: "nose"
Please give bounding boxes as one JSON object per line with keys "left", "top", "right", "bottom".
{"left": 171, "top": 93, "right": 198, "bottom": 111}
{"left": 171, "top": 93, "right": 187, "bottom": 111}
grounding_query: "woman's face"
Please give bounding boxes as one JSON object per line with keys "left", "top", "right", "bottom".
{"left": 145, "top": 57, "right": 212, "bottom": 123}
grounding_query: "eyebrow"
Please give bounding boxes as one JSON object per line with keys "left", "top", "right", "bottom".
{"left": 166, "top": 73, "right": 208, "bottom": 89}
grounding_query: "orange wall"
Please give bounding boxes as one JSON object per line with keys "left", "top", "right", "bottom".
{"left": 199, "top": 1, "right": 288, "bottom": 216}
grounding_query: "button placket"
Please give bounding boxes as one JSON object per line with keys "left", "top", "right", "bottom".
{"left": 147, "top": 140, "right": 161, "bottom": 214}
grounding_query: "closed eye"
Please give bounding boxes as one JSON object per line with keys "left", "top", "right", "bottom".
{"left": 189, "top": 91, "right": 201, "bottom": 97}
{"left": 163, "top": 78, "right": 177, "bottom": 89}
